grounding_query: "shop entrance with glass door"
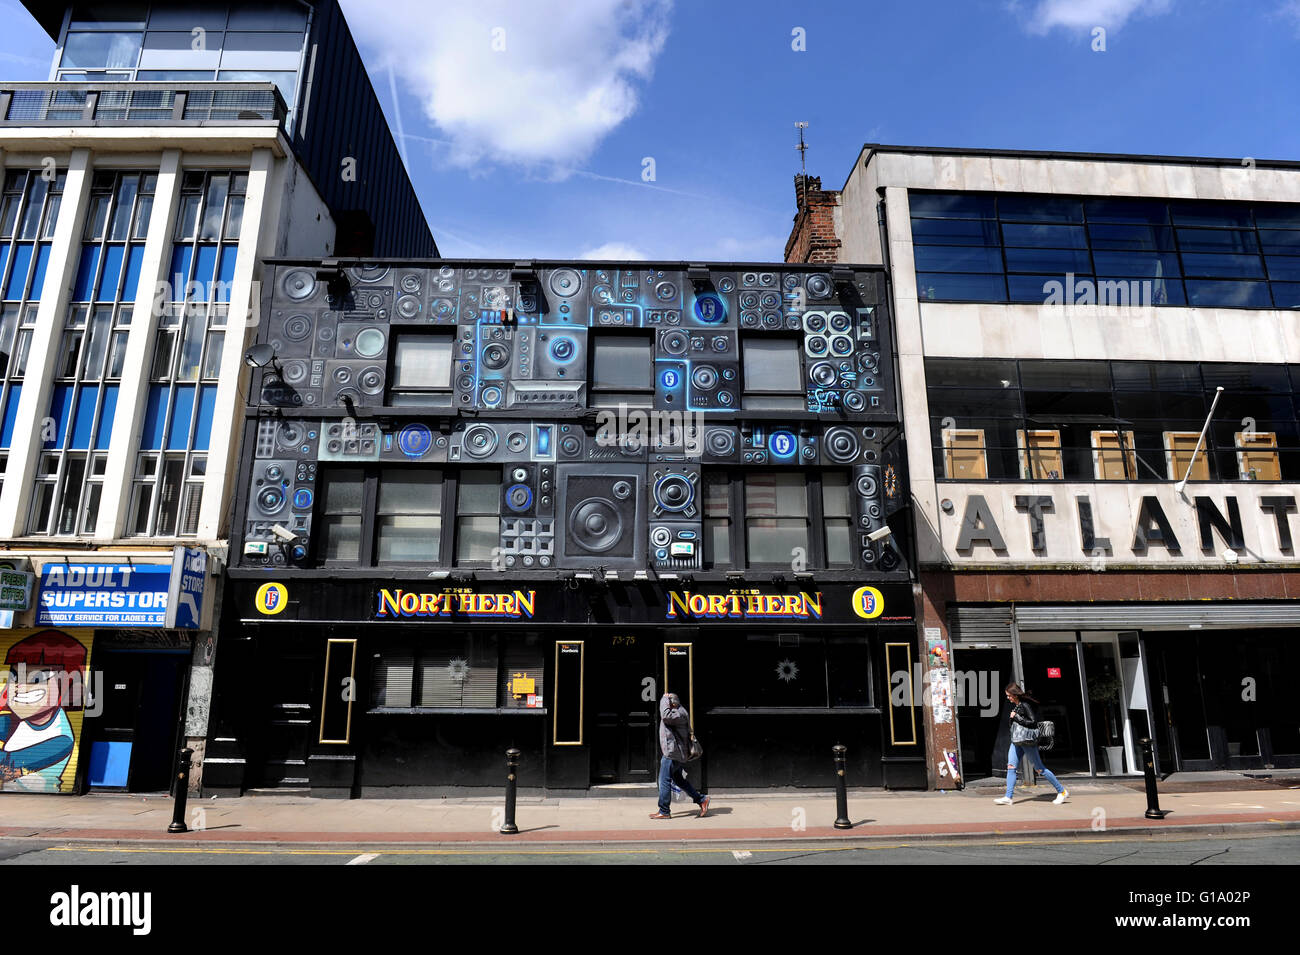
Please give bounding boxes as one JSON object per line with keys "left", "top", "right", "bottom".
{"left": 1017, "top": 632, "right": 1137, "bottom": 777}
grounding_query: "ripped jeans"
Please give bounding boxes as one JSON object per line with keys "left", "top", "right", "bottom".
{"left": 1006, "top": 743, "right": 1064, "bottom": 799}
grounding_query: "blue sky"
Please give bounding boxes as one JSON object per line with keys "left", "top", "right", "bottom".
{"left": 5, "top": 0, "right": 1299, "bottom": 262}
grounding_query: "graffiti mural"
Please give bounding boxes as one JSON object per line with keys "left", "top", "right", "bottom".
{"left": 0, "top": 629, "right": 94, "bottom": 793}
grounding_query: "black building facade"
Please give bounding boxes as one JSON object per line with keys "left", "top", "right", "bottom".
{"left": 209, "top": 260, "right": 923, "bottom": 795}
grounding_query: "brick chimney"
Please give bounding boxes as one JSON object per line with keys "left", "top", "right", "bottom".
{"left": 784, "top": 173, "right": 842, "bottom": 263}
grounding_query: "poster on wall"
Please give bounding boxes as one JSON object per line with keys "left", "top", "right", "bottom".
{"left": 0, "top": 629, "right": 94, "bottom": 793}
{"left": 925, "top": 631, "right": 955, "bottom": 725}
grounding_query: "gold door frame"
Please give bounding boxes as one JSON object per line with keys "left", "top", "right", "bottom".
{"left": 552, "top": 640, "right": 585, "bottom": 746}
{"left": 663, "top": 642, "right": 694, "bottom": 718}
{"left": 885, "top": 641, "right": 918, "bottom": 746}
{"left": 318, "top": 638, "right": 357, "bottom": 745}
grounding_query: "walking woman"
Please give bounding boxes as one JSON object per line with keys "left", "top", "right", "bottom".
{"left": 995, "top": 682, "right": 1068, "bottom": 805}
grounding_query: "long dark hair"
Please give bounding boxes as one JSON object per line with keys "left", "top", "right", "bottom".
{"left": 1005, "top": 682, "right": 1038, "bottom": 704}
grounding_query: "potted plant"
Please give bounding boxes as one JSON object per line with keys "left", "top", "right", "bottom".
{"left": 1088, "top": 673, "right": 1125, "bottom": 774}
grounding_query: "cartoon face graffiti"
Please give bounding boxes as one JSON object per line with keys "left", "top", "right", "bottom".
{"left": 4, "top": 666, "right": 64, "bottom": 721}
{"left": 0, "top": 630, "right": 88, "bottom": 793}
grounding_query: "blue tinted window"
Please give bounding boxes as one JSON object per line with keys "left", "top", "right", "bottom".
{"left": 1254, "top": 205, "right": 1300, "bottom": 228}
{"left": 910, "top": 191, "right": 1296, "bottom": 308}
{"left": 1259, "top": 231, "right": 1300, "bottom": 254}
{"left": 1088, "top": 223, "right": 1176, "bottom": 251}
{"left": 914, "top": 245, "right": 1003, "bottom": 273}
{"left": 1271, "top": 283, "right": 1300, "bottom": 307}
{"left": 1265, "top": 257, "right": 1300, "bottom": 282}
{"left": 916, "top": 272, "right": 1006, "bottom": 302}
{"left": 1084, "top": 200, "right": 1169, "bottom": 224}
{"left": 1091, "top": 251, "right": 1181, "bottom": 278}
{"left": 1180, "top": 253, "right": 1265, "bottom": 279}
{"left": 1185, "top": 280, "right": 1272, "bottom": 308}
{"left": 910, "top": 217, "right": 1000, "bottom": 246}
{"left": 910, "top": 193, "right": 996, "bottom": 219}
{"left": 1170, "top": 202, "right": 1253, "bottom": 228}
{"left": 1004, "top": 247, "right": 1092, "bottom": 274}
{"left": 1002, "top": 223, "right": 1087, "bottom": 248}
{"left": 997, "top": 195, "right": 1083, "bottom": 222}
{"left": 1175, "top": 228, "right": 1258, "bottom": 253}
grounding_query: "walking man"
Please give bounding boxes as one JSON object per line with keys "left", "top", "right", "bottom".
{"left": 651, "top": 692, "right": 709, "bottom": 819}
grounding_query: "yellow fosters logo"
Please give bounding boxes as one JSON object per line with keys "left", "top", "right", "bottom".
{"left": 255, "top": 583, "right": 288, "bottom": 615}
{"left": 851, "top": 586, "right": 884, "bottom": 620}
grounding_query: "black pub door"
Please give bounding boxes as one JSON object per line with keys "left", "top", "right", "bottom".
{"left": 591, "top": 634, "right": 657, "bottom": 784}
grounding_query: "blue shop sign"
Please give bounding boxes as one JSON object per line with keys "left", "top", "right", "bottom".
{"left": 37, "top": 564, "right": 173, "bottom": 627}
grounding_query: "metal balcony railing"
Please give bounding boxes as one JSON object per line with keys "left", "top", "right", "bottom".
{"left": 0, "top": 82, "right": 287, "bottom": 126}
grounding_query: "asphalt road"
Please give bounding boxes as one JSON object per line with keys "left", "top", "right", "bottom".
{"left": 2, "top": 830, "right": 1298, "bottom": 865}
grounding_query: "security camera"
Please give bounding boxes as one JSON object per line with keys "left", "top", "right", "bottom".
{"left": 867, "top": 525, "right": 893, "bottom": 542}
{"left": 270, "top": 524, "right": 298, "bottom": 543}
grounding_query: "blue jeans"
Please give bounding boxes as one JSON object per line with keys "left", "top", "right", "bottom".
{"left": 1006, "top": 743, "right": 1064, "bottom": 798}
{"left": 658, "top": 756, "right": 703, "bottom": 814}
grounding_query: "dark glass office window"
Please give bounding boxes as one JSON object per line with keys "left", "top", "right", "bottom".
{"left": 742, "top": 337, "right": 803, "bottom": 394}
{"left": 927, "top": 358, "right": 1300, "bottom": 483}
{"left": 911, "top": 190, "right": 1300, "bottom": 309}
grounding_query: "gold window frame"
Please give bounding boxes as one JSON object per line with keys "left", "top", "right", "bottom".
{"left": 1017, "top": 429, "right": 1062, "bottom": 480}
{"left": 1236, "top": 431, "right": 1280, "bottom": 481}
{"left": 942, "top": 428, "right": 987, "bottom": 480}
{"left": 1163, "top": 431, "right": 1208, "bottom": 482}
{"left": 1092, "top": 430, "right": 1138, "bottom": 481}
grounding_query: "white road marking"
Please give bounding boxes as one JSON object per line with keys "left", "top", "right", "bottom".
{"left": 732, "top": 850, "right": 752, "bottom": 861}
{"left": 347, "top": 852, "right": 379, "bottom": 865}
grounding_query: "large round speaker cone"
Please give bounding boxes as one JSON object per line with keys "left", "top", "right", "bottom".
{"left": 463, "top": 425, "right": 498, "bottom": 457}
{"left": 570, "top": 498, "right": 624, "bottom": 553}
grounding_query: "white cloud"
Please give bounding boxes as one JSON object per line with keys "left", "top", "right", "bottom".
{"left": 1016, "top": 0, "right": 1175, "bottom": 33}
{"left": 578, "top": 243, "right": 650, "bottom": 260}
{"left": 1277, "top": 0, "right": 1300, "bottom": 33}
{"left": 341, "top": 0, "right": 672, "bottom": 171}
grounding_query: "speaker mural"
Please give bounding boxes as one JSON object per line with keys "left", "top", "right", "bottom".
{"left": 240, "top": 261, "right": 906, "bottom": 576}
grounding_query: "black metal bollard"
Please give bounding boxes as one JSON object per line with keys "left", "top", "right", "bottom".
{"left": 832, "top": 744, "right": 852, "bottom": 830}
{"left": 1139, "top": 738, "right": 1169, "bottom": 819}
{"left": 167, "top": 747, "right": 193, "bottom": 833}
{"left": 501, "top": 747, "right": 521, "bottom": 834}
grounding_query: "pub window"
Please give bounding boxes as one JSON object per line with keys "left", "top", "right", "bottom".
{"left": 589, "top": 332, "right": 652, "bottom": 407}
{"left": 742, "top": 336, "right": 804, "bottom": 410}
{"left": 369, "top": 635, "right": 545, "bottom": 711}
{"left": 1017, "top": 429, "right": 1062, "bottom": 480}
{"left": 821, "top": 471, "right": 854, "bottom": 567}
{"left": 319, "top": 468, "right": 364, "bottom": 563}
{"left": 376, "top": 467, "right": 442, "bottom": 563}
{"left": 1236, "top": 431, "right": 1280, "bottom": 481}
{"left": 735, "top": 634, "right": 873, "bottom": 708}
{"left": 744, "top": 471, "right": 810, "bottom": 567}
{"left": 1092, "top": 430, "right": 1138, "bottom": 480}
{"left": 1163, "top": 431, "right": 1208, "bottom": 481}
{"left": 388, "top": 334, "right": 453, "bottom": 407}
{"left": 454, "top": 468, "right": 500, "bottom": 564}
{"left": 942, "top": 428, "right": 987, "bottom": 479}
{"left": 702, "top": 469, "right": 732, "bottom": 568}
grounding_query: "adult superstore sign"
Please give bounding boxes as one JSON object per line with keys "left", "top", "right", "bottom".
{"left": 37, "top": 564, "right": 172, "bottom": 627}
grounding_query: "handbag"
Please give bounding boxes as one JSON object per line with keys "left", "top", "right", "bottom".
{"left": 1010, "top": 721, "right": 1040, "bottom": 745}
{"left": 677, "top": 715, "right": 704, "bottom": 761}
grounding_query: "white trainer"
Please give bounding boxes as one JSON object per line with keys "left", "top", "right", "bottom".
{"left": 993, "top": 796, "right": 1013, "bottom": 805}
{"left": 1053, "top": 790, "right": 1069, "bottom": 805}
